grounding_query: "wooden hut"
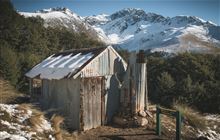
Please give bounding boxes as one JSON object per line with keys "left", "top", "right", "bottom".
{"left": 25, "top": 46, "right": 127, "bottom": 131}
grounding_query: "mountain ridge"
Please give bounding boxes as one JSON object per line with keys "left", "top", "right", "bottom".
{"left": 20, "top": 7, "right": 220, "bottom": 53}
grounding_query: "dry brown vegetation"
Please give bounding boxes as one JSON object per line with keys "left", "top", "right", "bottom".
{"left": 51, "top": 115, "right": 64, "bottom": 140}
{"left": 0, "top": 78, "right": 22, "bottom": 103}
{"left": 180, "top": 33, "right": 220, "bottom": 54}
{"left": 173, "top": 103, "right": 207, "bottom": 130}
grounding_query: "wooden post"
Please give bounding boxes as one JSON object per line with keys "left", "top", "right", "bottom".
{"left": 176, "top": 111, "right": 182, "bottom": 140}
{"left": 156, "top": 106, "right": 161, "bottom": 136}
{"left": 156, "top": 106, "right": 182, "bottom": 140}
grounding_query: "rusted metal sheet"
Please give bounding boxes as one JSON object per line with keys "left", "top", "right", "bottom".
{"left": 28, "top": 46, "right": 127, "bottom": 131}
{"left": 120, "top": 51, "right": 148, "bottom": 115}
{"left": 81, "top": 77, "right": 102, "bottom": 131}
{"left": 41, "top": 78, "right": 81, "bottom": 130}
{"left": 135, "top": 63, "right": 146, "bottom": 112}
{"left": 79, "top": 47, "right": 127, "bottom": 78}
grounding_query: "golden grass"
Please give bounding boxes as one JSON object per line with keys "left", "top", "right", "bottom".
{"left": 16, "top": 103, "right": 31, "bottom": 114}
{"left": 29, "top": 113, "right": 45, "bottom": 131}
{"left": 0, "top": 78, "right": 22, "bottom": 103}
{"left": 173, "top": 103, "right": 207, "bottom": 130}
{"left": 51, "top": 115, "right": 64, "bottom": 140}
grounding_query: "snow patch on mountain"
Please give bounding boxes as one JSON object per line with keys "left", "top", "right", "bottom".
{"left": 20, "top": 8, "right": 82, "bottom": 31}
{"left": 85, "top": 8, "right": 220, "bottom": 53}
{"left": 20, "top": 7, "right": 108, "bottom": 42}
{"left": 19, "top": 7, "right": 220, "bottom": 53}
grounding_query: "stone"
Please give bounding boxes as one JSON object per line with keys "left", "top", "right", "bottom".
{"left": 136, "top": 116, "right": 148, "bottom": 126}
{"left": 72, "top": 131, "right": 79, "bottom": 137}
{"left": 138, "top": 110, "right": 147, "bottom": 117}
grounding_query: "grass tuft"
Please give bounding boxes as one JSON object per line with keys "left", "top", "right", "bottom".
{"left": 29, "top": 113, "right": 45, "bottom": 131}
{"left": 0, "top": 78, "right": 20, "bottom": 103}
{"left": 51, "top": 114, "right": 64, "bottom": 140}
{"left": 173, "top": 103, "right": 207, "bottom": 130}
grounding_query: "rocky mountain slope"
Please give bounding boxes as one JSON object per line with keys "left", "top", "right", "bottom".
{"left": 20, "top": 7, "right": 108, "bottom": 41}
{"left": 20, "top": 8, "right": 220, "bottom": 53}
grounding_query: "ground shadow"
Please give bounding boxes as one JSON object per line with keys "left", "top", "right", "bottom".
{"left": 8, "top": 95, "right": 30, "bottom": 104}
{"left": 99, "top": 131, "right": 166, "bottom": 140}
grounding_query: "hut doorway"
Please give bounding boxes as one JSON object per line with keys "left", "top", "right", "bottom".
{"left": 81, "top": 77, "right": 105, "bottom": 130}
{"left": 30, "top": 79, "right": 42, "bottom": 102}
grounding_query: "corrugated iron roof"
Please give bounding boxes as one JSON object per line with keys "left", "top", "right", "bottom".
{"left": 25, "top": 47, "right": 105, "bottom": 80}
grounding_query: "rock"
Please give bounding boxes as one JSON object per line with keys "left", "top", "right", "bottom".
{"left": 113, "top": 116, "right": 127, "bottom": 126}
{"left": 136, "top": 116, "right": 148, "bottom": 126}
{"left": 138, "top": 110, "right": 146, "bottom": 117}
{"left": 72, "top": 131, "right": 79, "bottom": 137}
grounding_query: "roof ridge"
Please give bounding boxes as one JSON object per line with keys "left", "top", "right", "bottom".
{"left": 53, "top": 47, "right": 106, "bottom": 57}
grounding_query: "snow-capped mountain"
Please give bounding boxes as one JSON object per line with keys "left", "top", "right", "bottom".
{"left": 85, "top": 8, "right": 220, "bottom": 53}
{"left": 20, "top": 8, "right": 220, "bottom": 53}
{"left": 20, "top": 7, "right": 108, "bottom": 41}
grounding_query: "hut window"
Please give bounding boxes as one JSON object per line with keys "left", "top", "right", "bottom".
{"left": 32, "top": 79, "right": 42, "bottom": 95}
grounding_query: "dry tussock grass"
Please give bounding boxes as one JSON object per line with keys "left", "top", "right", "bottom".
{"left": 51, "top": 115, "right": 64, "bottom": 140}
{"left": 16, "top": 103, "right": 32, "bottom": 114}
{"left": 174, "top": 103, "right": 206, "bottom": 130}
{"left": 0, "top": 78, "right": 20, "bottom": 103}
{"left": 29, "top": 113, "right": 45, "bottom": 131}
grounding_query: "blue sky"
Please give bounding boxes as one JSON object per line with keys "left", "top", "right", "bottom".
{"left": 12, "top": 0, "right": 220, "bottom": 25}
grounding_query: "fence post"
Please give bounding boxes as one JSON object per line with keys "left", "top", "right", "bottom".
{"left": 156, "top": 106, "right": 161, "bottom": 136}
{"left": 176, "top": 111, "right": 181, "bottom": 140}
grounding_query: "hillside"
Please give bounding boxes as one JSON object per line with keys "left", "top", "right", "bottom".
{"left": 0, "top": 0, "right": 104, "bottom": 92}
{"left": 0, "top": 78, "right": 22, "bottom": 103}
{"left": 20, "top": 7, "right": 109, "bottom": 42}
{"left": 20, "top": 8, "right": 220, "bottom": 53}
{"left": 1, "top": 1, "right": 220, "bottom": 139}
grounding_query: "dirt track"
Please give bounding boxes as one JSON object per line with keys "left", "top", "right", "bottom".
{"left": 75, "top": 125, "right": 168, "bottom": 140}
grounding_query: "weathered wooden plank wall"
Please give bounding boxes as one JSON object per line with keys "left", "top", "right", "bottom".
{"left": 35, "top": 46, "right": 127, "bottom": 131}
{"left": 81, "top": 77, "right": 102, "bottom": 130}
{"left": 79, "top": 47, "right": 127, "bottom": 78}
{"left": 41, "top": 78, "right": 81, "bottom": 130}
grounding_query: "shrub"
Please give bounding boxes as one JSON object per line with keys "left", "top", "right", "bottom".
{"left": 173, "top": 103, "right": 206, "bottom": 130}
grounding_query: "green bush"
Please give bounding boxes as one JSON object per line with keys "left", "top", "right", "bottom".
{"left": 0, "top": 0, "right": 104, "bottom": 92}
{"left": 147, "top": 53, "right": 220, "bottom": 113}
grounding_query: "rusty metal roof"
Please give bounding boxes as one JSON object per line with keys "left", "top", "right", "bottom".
{"left": 25, "top": 47, "right": 106, "bottom": 80}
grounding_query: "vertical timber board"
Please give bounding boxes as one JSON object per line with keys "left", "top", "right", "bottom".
{"left": 79, "top": 78, "right": 84, "bottom": 131}
{"left": 82, "top": 77, "right": 102, "bottom": 131}
{"left": 101, "top": 77, "right": 106, "bottom": 125}
{"left": 95, "top": 77, "right": 102, "bottom": 128}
